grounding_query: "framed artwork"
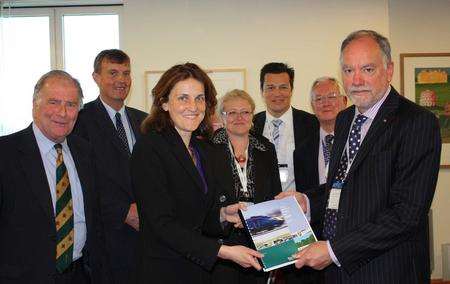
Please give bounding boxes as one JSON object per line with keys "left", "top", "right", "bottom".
{"left": 144, "top": 68, "right": 246, "bottom": 112}
{"left": 400, "top": 53, "right": 450, "bottom": 168}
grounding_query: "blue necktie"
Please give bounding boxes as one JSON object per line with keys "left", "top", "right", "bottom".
{"left": 323, "top": 114, "right": 367, "bottom": 240}
{"left": 323, "top": 134, "right": 334, "bottom": 166}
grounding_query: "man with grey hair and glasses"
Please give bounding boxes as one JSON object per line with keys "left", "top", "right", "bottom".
{"left": 0, "top": 70, "right": 108, "bottom": 283}
{"left": 292, "top": 30, "right": 441, "bottom": 284}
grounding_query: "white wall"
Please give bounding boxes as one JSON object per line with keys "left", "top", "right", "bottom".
{"left": 121, "top": 0, "right": 449, "bottom": 279}
{"left": 389, "top": 0, "right": 450, "bottom": 279}
{"left": 122, "top": 0, "right": 389, "bottom": 113}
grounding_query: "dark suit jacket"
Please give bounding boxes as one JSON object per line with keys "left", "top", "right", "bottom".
{"left": 73, "top": 97, "right": 147, "bottom": 270}
{"left": 286, "top": 126, "right": 326, "bottom": 284}
{"left": 210, "top": 131, "right": 282, "bottom": 284}
{"left": 0, "top": 126, "right": 107, "bottom": 283}
{"left": 293, "top": 127, "right": 321, "bottom": 191}
{"left": 311, "top": 88, "right": 441, "bottom": 284}
{"left": 131, "top": 127, "right": 224, "bottom": 284}
{"left": 253, "top": 107, "right": 319, "bottom": 151}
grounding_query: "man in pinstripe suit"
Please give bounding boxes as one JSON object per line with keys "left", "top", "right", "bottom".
{"left": 293, "top": 30, "right": 441, "bottom": 283}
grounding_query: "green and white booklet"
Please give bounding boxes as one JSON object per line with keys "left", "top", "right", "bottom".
{"left": 238, "top": 196, "right": 317, "bottom": 272}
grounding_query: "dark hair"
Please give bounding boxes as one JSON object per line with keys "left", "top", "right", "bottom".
{"left": 259, "top": 62, "right": 295, "bottom": 91}
{"left": 93, "top": 49, "right": 130, "bottom": 73}
{"left": 340, "top": 30, "right": 391, "bottom": 66}
{"left": 141, "top": 63, "right": 217, "bottom": 138}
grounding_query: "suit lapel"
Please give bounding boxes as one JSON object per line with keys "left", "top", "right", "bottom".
{"left": 253, "top": 112, "right": 266, "bottom": 135}
{"left": 93, "top": 98, "right": 130, "bottom": 158}
{"left": 163, "top": 129, "right": 205, "bottom": 195}
{"left": 347, "top": 90, "right": 399, "bottom": 177}
{"left": 327, "top": 108, "right": 354, "bottom": 186}
{"left": 18, "top": 126, "right": 55, "bottom": 224}
{"left": 311, "top": 132, "right": 320, "bottom": 185}
{"left": 126, "top": 107, "right": 144, "bottom": 141}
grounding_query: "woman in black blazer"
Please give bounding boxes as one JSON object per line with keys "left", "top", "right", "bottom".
{"left": 210, "top": 89, "right": 282, "bottom": 284}
{"left": 131, "top": 63, "right": 262, "bottom": 284}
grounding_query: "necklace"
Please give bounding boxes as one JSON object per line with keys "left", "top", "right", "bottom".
{"left": 235, "top": 154, "right": 246, "bottom": 163}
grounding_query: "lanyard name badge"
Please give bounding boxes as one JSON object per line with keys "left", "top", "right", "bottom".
{"left": 278, "top": 164, "right": 288, "bottom": 183}
{"left": 327, "top": 144, "right": 356, "bottom": 211}
{"left": 228, "top": 141, "right": 253, "bottom": 206}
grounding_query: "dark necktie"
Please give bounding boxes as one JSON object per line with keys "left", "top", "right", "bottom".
{"left": 115, "top": 112, "right": 130, "bottom": 155}
{"left": 323, "top": 114, "right": 368, "bottom": 240}
{"left": 54, "top": 144, "right": 74, "bottom": 273}
{"left": 323, "top": 134, "right": 334, "bottom": 166}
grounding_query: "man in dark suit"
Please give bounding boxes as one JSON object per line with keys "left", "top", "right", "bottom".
{"left": 294, "top": 30, "right": 441, "bottom": 284}
{"left": 253, "top": 62, "right": 318, "bottom": 193}
{"left": 73, "top": 49, "right": 147, "bottom": 283}
{"left": 285, "top": 77, "right": 347, "bottom": 284}
{"left": 0, "top": 70, "right": 107, "bottom": 283}
{"left": 294, "top": 77, "right": 347, "bottom": 191}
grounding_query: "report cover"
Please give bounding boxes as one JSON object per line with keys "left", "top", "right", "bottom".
{"left": 239, "top": 196, "right": 317, "bottom": 272}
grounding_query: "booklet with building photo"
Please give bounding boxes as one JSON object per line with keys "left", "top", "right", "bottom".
{"left": 238, "top": 196, "right": 317, "bottom": 272}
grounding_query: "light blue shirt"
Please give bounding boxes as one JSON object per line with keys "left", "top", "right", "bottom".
{"left": 32, "top": 123, "right": 86, "bottom": 261}
{"left": 100, "top": 97, "right": 136, "bottom": 151}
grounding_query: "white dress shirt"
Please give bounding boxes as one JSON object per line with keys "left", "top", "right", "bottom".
{"left": 263, "top": 107, "right": 296, "bottom": 192}
{"left": 33, "top": 123, "right": 86, "bottom": 261}
{"left": 100, "top": 97, "right": 136, "bottom": 151}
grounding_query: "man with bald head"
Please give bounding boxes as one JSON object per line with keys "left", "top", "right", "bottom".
{"left": 0, "top": 71, "right": 107, "bottom": 283}
{"left": 293, "top": 30, "right": 441, "bottom": 284}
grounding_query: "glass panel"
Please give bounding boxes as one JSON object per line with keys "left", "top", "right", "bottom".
{"left": 0, "top": 16, "right": 51, "bottom": 136}
{"left": 63, "top": 14, "right": 119, "bottom": 104}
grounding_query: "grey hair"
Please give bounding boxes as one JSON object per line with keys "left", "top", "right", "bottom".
{"left": 340, "top": 30, "right": 391, "bottom": 67}
{"left": 33, "top": 70, "right": 84, "bottom": 108}
{"left": 310, "top": 76, "right": 344, "bottom": 100}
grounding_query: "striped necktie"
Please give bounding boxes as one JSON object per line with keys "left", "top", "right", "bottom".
{"left": 54, "top": 144, "right": 74, "bottom": 273}
{"left": 271, "top": 119, "right": 283, "bottom": 149}
{"left": 115, "top": 112, "right": 131, "bottom": 155}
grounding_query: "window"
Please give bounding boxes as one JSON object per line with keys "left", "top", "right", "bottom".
{"left": 0, "top": 6, "right": 121, "bottom": 136}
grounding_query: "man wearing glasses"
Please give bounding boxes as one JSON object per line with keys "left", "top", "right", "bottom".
{"left": 253, "top": 62, "right": 318, "bottom": 195}
{"left": 295, "top": 77, "right": 347, "bottom": 189}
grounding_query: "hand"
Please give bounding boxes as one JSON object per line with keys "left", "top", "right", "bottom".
{"left": 274, "top": 191, "right": 307, "bottom": 213}
{"left": 125, "top": 203, "right": 139, "bottom": 231}
{"left": 220, "top": 202, "right": 249, "bottom": 228}
{"left": 218, "top": 245, "right": 263, "bottom": 270}
{"left": 293, "top": 241, "right": 332, "bottom": 270}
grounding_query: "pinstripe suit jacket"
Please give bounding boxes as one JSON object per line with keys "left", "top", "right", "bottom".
{"left": 311, "top": 88, "right": 441, "bottom": 284}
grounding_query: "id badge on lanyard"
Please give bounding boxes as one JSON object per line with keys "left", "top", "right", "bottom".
{"left": 278, "top": 164, "right": 288, "bottom": 183}
{"left": 326, "top": 145, "right": 353, "bottom": 211}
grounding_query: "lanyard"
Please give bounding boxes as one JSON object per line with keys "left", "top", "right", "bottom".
{"left": 228, "top": 141, "right": 248, "bottom": 193}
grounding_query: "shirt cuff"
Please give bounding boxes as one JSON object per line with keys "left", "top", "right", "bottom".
{"left": 327, "top": 240, "right": 341, "bottom": 267}
{"left": 303, "top": 194, "right": 311, "bottom": 222}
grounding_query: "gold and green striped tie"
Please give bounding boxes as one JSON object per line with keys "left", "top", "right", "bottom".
{"left": 54, "top": 144, "right": 74, "bottom": 273}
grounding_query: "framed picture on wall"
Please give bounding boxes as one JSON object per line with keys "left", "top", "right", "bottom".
{"left": 144, "top": 68, "right": 246, "bottom": 112}
{"left": 400, "top": 53, "right": 450, "bottom": 168}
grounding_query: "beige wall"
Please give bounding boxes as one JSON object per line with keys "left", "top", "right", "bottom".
{"left": 121, "top": 0, "right": 449, "bottom": 279}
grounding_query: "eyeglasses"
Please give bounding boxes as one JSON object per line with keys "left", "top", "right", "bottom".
{"left": 263, "top": 84, "right": 291, "bottom": 93}
{"left": 222, "top": 110, "right": 252, "bottom": 120}
{"left": 312, "top": 93, "right": 343, "bottom": 104}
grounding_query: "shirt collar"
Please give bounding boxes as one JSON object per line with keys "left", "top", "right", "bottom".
{"left": 319, "top": 127, "right": 334, "bottom": 142}
{"left": 266, "top": 106, "right": 293, "bottom": 125}
{"left": 355, "top": 86, "right": 391, "bottom": 120}
{"left": 100, "top": 96, "right": 126, "bottom": 121}
{"left": 32, "top": 122, "right": 68, "bottom": 155}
